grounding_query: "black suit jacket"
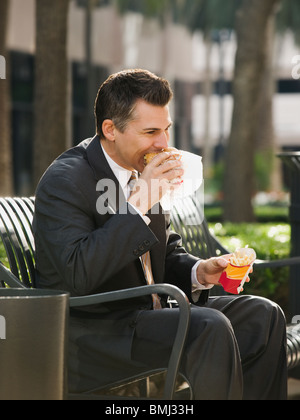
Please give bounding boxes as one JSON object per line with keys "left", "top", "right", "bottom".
{"left": 33, "top": 135, "right": 207, "bottom": 313}
{"left": 33, "top": 135, "right": 212, "bottom": 391}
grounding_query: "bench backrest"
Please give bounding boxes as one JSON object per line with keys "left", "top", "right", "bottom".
{"left": 0, "top": 198, "right": 35, "bottom": 287}
{"left": 171, "top": 194, "right": 228, "bottom": 258}
{"left": 0, "top": 196, "right": 227, "bottom": 288}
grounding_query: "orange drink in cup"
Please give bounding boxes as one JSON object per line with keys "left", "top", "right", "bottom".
{"left": 219, "top": 248, "right": 256, "bottom": 295}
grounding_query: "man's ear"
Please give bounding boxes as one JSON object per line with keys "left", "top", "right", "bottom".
{"left": 102, "top": 119, "right": 116, "bottom": 142}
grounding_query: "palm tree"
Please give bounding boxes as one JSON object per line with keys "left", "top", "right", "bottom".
{"left": 114, "top": 0, "right": 283, "bottom": 221}
{"left": 171, "top": 0, "right": 281, "bottom": 222}
{"left": 33, "top": 0, "right": 70, "bottom": 187}
{"left": 223, "top": 0, "right": 281, "bottom": 222}
{"left": 172, "top": 0, "right": 239, "bottom": 178}
{"left": 0, "top": 0, "right": 13, "bottom": 195}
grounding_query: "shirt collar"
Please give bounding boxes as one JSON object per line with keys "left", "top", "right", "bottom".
{"left": 100, "top": 143, "right": 133, "bottom": 192}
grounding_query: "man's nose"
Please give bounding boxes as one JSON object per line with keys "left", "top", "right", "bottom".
{"left": 154, "top": 132, "right": 169, "bottom": 150}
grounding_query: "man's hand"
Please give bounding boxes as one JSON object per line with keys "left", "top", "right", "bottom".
{"left": 196, "top": 255, "right": 252, "bottom": 290}
{"left": 128, "top": 151, "right": 184, "bottom": 215}
{"left": 196, "top": 255, "right": 231, "bottom": 288}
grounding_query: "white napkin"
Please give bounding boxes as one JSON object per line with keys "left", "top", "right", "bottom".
{"left": 160, "top": 151, "right": 203, "bottom": 211}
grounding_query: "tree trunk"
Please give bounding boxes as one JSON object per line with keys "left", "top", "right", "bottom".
{"left": 34, "top": 0, "right": 70, "bottom": 187}
{"left": 202, "top": 35, "right": 214, "bottom": 179}
{"left": 0, "top": 0, "right": 13, "bottom": 195}
{"left": 255, "top": 12, "right": 282, "bottom": 192}
{"left": 223, "top": 0, "right": 280, "bottom": 222}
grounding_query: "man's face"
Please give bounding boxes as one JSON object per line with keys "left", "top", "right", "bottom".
{"left": 106, "top": 99, "right": 173, "bottom": 173}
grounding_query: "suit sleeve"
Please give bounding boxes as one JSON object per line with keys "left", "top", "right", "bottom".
{"left": 33, "top": 173, "right": 158, "bottom": 296}
{"left": 164, "top": 225, "right": 209, "bottom": 303}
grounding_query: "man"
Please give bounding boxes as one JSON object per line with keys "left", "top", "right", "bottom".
{"left": 33, "top": 69, "right": 287, "bottom": 400}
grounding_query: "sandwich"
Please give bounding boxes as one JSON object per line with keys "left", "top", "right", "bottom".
{"left": 144, "top": 147, "right": 183, "bottom": 185}
{"left": 144, "top": 147, "right": 182, "bottom": 166}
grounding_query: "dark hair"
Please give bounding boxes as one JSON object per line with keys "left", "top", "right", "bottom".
{"left": 94, "top": 69, "right": 173, "bottom": 138}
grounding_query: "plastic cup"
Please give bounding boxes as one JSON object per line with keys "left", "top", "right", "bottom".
{"left": 219, "top": 248, "right": 256, "bottom": 295}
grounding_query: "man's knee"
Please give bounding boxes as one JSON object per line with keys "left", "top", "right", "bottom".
{"left": 243, "top": 295, "right": 286, "bottom": 325}
{"left": 184, "top": 307, "right": 242, "bottom": 399}
{"left": 189, "top": 306, "right": 234, "bottom": 343}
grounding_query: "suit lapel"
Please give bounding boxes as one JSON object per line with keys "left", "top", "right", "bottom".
{"left": 86, "top": 135, "right": 125, "bottom": 213}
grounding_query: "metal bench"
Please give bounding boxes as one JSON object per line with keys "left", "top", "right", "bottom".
{"left": 0, "top": 197, "right": 190, "bottom": 400}
{"left": 0, "top": 196, "right": 300, "bottom": 397}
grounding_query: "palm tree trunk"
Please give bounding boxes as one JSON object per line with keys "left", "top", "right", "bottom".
{"left": 255, "top": 12, "right": 282, "bottom": 192}
{"left": 0, "top": 0, "right": 13, "bottom": 195}
{"left": 34, "top": 0, "right": 70, "bottom": 187}
{"left": 223, "top": 0, "right": 280, "bottom": 222}
{"left": 202, "top": 35, "right": 214, "bottom": 179}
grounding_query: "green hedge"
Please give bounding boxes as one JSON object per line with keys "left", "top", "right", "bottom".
{"left": 0, "top": 242, "right": 8, "bottom": 267}
{"left": 205, "top": 205, "right": 289, "bottom": 223}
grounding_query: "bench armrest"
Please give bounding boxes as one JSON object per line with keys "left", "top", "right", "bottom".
{"left": 70, "top": 284, "right": 191, "bottom": 400}
{"left": 0, "top": 262, "right": 26, "bottom": 288}
{"left": 254, "top": 256, "right": 300, "bottom": 269}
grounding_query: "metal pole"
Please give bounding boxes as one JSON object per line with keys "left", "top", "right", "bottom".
{"left": 278, "top": 152, "right": 300, "bottom": 318}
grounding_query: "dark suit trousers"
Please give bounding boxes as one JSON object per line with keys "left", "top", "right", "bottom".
{"left": 132, "top": 295, "right": 288, "bottom": 400}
